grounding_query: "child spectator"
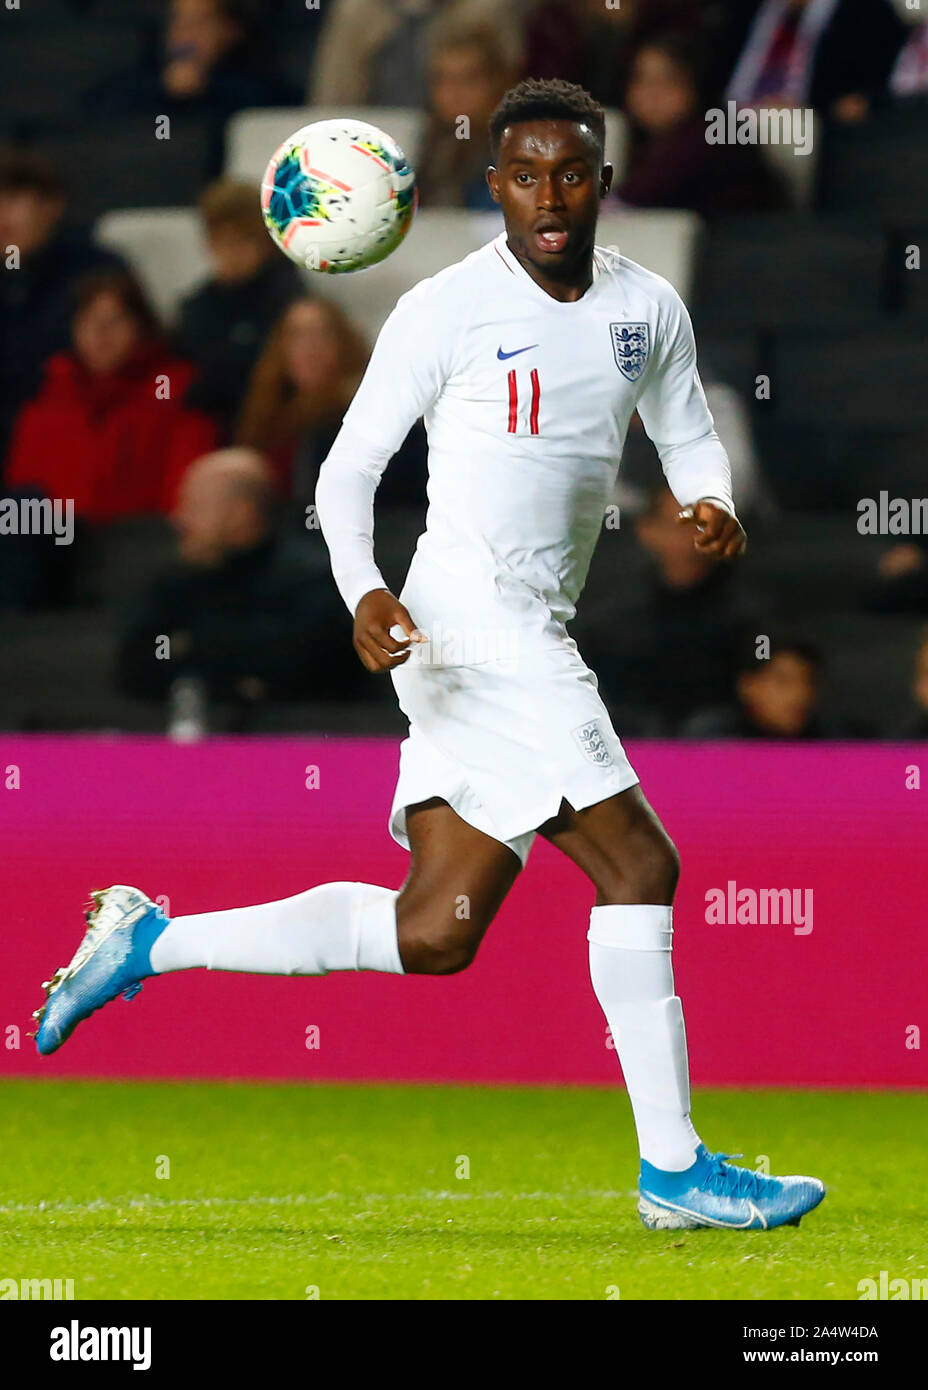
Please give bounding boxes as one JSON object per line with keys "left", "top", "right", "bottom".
{"left": 6, "top": 270, "right": 217, "bottom": 524}
{"left": 684, "top": 638, "right": 870, "bottom": 738}
{"left": 176, "top": 180, "right": 305, "bottom": 432}
{"left": 0, "top": 149, "right": 124, "bottom": 460}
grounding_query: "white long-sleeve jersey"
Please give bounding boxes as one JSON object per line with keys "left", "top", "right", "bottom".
{"left": 316, "top": 230, "right": 734, "bottom": 645}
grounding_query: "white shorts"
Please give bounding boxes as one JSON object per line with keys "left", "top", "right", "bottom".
{"left": 388, "top": 636, "right": 639, "bottom": 868}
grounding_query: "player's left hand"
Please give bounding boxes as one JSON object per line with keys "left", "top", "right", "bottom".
{"left": 677, "top": 500, "right": 746, "bottom": 561}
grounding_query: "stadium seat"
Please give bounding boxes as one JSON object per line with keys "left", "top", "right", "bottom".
{"left": 802, "top": 611, "right": 924, "bottom": 733}
{"left": 690, "top": 330, "right": 763, "bottom": 400}
{"left": 43, "top": 116, "right": 215, "bottom": 222}
{"left": 771, "top": 328, "right": 928, "bottom": 430}
{"left": 94, "top": 209, "right": 210, "bottom": 328}
{"left": 596, "top": 209, "right": 703, "bottom": 299}
{"left": 894, "top": 224, "right": 928, "bottom": 320}
{"left": 817, "top": 101, "right": 928, "bottom": 221}
{"left": 756, "top": 112, "right": 821, "bottom": 209}
{"left": 0, "top": 20, "right": 143, "bottom": 133}
{"left": 693, "top": 213, "right": 887, "bottom": 330}
{"left": 225, "top": 107, "right": 426, "bottom": 184}
{"left": 0, "top": 609, "right": 162, "bottom": 733}
{"left": 602, "top": 109, "right": 628, "bottom": 181}
{"left": 753, "top": 418, "right": 927, "bottom": 511}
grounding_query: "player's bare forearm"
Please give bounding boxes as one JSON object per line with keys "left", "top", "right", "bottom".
{"left": 677, "top": 500, "right": 747, "bottom": 561}
{"left": 353, "top": 589, "right": 426, "bottom": 673}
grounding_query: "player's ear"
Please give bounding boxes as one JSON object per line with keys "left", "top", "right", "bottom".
{"left": 486, "top": 166, "right": 501, "bottom": 204}
{"left": 600, "top": 162, "right": 614, "bottom": 198}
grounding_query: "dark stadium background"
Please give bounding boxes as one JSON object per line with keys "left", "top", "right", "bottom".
{"left": 1, "top": 0, "right": 925, "bottom": 1092}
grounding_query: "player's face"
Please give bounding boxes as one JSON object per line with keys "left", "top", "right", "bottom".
{"left": 487, "top": 120, "right": 611, "bottom": 283}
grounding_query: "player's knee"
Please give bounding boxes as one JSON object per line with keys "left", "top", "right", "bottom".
{"left": 400, "top": 927, "right": 480, "bottom": 975}
{"left": 599, "top": 827, "right": 680, "bottom": 904}
{"left": 629, "top": 830, "right": 679, "bottom": 901}
{"left": 646, "top": 831, "right": 681, "bottom": 898}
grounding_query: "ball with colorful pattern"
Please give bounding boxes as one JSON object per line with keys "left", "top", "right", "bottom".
{"left": 261, "top": 118, "right": 417, "bottom": 274}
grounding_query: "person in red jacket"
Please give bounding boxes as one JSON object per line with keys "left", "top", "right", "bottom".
{"left": 6, "top": 269, "right": 217, "bottom": 524}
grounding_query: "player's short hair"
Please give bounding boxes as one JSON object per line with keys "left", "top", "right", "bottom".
{"left": 199, "top": 179, "right": 267, "bottom": 243}
{"left": 488, "top": 79, "right": 606, "bottom": 165}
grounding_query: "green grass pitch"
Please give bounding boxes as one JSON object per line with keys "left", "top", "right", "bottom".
{"left": 0, "top": 1080, "right": 923, "bottom": 1300}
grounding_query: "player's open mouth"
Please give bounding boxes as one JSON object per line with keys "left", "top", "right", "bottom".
{"left": 535, "top": 225, "right": 569, "bottom": 253}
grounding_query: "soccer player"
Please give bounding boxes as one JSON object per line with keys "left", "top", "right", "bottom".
{"left": 34, "top": 80, "right": 824, "bottom": 1232}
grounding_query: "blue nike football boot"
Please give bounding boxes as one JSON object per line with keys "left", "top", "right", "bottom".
{"left": 638, "top": 1144, "right": 825, "bottom": 1230}
{"left": 31, "top": 886, "right": 169, "bottom": 1056}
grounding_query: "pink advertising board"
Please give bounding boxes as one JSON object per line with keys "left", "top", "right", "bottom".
{"left": 1, "top": 736, "right": 924, "bottom": 1087}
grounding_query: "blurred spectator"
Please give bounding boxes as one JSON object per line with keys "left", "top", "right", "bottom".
{"left": 890, "top": 627, "right": 928, "bottom": 738}
{"left": 176, "top": 180, "right": 304, "bottom": 432}
{"left": 237, "top": 297, "right": 428, "bottom": 512}
{"left": 616, "top": 33, "right": 783, "bottom": 215}
{"left": 6, "top": 270, "right": 217, "bottom": 524}
{"left": 92, "top": 0, "right": 294, "bottom": 148}
{"left": 616, "top": 377, "right": 779, "bottom": 525}
{"left": 582, "top": 485, "right": 762, "bottom": 733}
{"left": 417, "top": 18, "right": 516, "bottom": 210}
{"left": 866, "top": 539, "right": 928, "bottom": 616}
{"left": 889, "top": 20, "right": 928, "bottom": 99}
{"left": 521, "top": 0, "right": 705, "bottom": 107}
{"left": 308, "top": 0, "right": 522, "bottom": 108}
{"left": 0, "top": 148, "right": 124, "bottom": 460}
{"left": 725, "top": 0, "right": 907, "bottom": 123}
{"left": 684, "top": 637, "right": 868, "bottom": 738}
{"left": 236, "top": 297, "right": 367, "bottom": 505}
{"left": 116, "top": 448, "right": 361, "bottom": 715}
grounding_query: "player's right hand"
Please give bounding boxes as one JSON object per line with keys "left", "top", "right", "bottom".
{"left": 353, "top": 589, "right": 426, "bottom": 673}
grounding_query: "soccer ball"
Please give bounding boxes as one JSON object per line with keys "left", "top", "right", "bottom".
{"left": 261, "top": 118, "right": 417, "bottom": 274}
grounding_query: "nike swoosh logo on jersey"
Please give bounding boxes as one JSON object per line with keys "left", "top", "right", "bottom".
{"left": 497, "top": 344, "right": 538, "bottom": 360}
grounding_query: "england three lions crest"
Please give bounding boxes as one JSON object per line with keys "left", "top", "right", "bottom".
{"left": 572, "top": 719, "right": 614, "bottom": 767}
{"left": 610, "top": 322, "right": 650, "bottom": 382}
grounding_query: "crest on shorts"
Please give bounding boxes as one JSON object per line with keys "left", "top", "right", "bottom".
{"left": 572, "top": 719, "right": 614, "bottom": 766}
{"left": 610, "top": 322, "right": 650, "bottom": 382}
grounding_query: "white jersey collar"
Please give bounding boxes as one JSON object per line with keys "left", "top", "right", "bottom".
{"left": 492, "top": 232, "right": 602, "bottom": 306}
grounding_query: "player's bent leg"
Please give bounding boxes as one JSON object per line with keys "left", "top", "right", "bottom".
{"left": 32, "top": 800, "right": 520, "bottom": 1054}
{"left": 396, "top": 797, "right": 522, "bottom": 975}
{"left": 539, "top": 786, "right": 826, "bottom": 1230}
{"left": 33, "top": 874, "right": 406, "bottom": 1056}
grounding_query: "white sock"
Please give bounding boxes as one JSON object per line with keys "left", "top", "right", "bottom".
{"left": 148, "top": 881, "right": 404, "bottom": 976}
{"left": 588, "top": 903, "right": 701, "bottom": 1171}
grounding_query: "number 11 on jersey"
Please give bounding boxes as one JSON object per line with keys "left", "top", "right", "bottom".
{"left": 507, "top": 368, "right": 541, "bottom": 435}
